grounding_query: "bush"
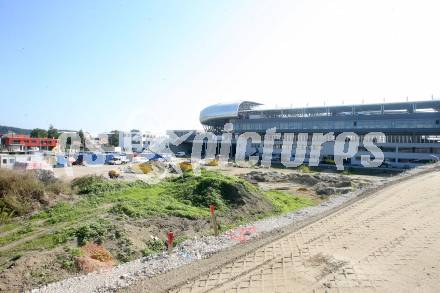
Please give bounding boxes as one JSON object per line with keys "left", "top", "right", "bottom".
{"left": 58, "top": 247, "right": 84, "bottom": 271}
{"left": 46, "top": 180, "right": 71, "bottom": 195}
{"left": 72, "top": 175, "right": 114, "bottom": 194}
{"left": 0, "top": 169, "right": 45, "bottom": 215}
{"left": 74, "top": 221, "right": 109, "bottom": 246}
{"left": 31, "top": 169, "right": 57, "bottom": 184}
{"left": 142, "top": 238, "right": 165, "bottom": 256}
{"left": 166, "top": 171, "right": 256, "bottom": 209}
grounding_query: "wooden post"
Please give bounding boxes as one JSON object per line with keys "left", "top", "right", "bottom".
{"left": 210, "top": 205, "right": 218, "bottom": 236}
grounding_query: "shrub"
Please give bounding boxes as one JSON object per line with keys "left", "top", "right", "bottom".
{"left": 71, "top": 175, "right": 114, "bottom": 194}
{"left": 0, "top": 169, "right": 45, "bottom": 215}
{"left": 58, "top": 247, "right": 84, "bottom": 271}
{"left": 167, "top": 171, "right": 256, "bottom": 209}
{"left": 45, "top": 180, "right": 71, "bottom": 195}
{"left": 74, "top": 221, "right": 109, "bottom": 246}
{"left": 31, "top": 169, "right": 56, "bottom": 184}
{"left": 142, "top": 238, "right": 165, "bottom": 256}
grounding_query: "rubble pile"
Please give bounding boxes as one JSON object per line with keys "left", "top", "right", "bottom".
{"left": 243, "top": 170, "right": 369, "bottom": 197}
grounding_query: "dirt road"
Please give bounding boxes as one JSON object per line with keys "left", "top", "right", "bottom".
{"left": 169, "top": 171, "right": 440, "bottom": 292}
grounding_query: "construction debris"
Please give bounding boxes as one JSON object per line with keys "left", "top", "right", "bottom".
{"left": 242, "top": 170, "right": 371, "bottom": 197}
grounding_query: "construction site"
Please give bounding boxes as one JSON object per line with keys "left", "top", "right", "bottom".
{"left": 0, "top": 99, "right": 440, "bottom": 292}
{"left": 0, "top": 144, "right": 438, "bottom": 292}
{"left": 2, "top": 1, "right": 440, "bottom": 292}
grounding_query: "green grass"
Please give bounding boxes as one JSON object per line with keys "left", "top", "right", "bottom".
{"left": 263, "top": 190, "right": 315, "bottom": 214}
{"left": 0, "top": 222, "right": 21, "bottom": 234}
{"left": 0, "top": 228, "right": 75, "bottom": 257}
{"left": 110, "top": 185, "right": 210, "bottom": 219}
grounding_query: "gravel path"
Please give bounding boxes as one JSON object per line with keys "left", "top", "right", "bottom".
{"left": 32, "top": 164, "right": 439, "bottom": 293}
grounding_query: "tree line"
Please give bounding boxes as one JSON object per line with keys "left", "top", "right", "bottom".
{"left": 30, "top": 125, "right": 60, "bottom": 139}
{"left": 30, "top": 126, "right": 119, "bottom": 147}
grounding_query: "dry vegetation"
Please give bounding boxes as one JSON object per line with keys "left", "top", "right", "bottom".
{"left": 0, "top": 169, "right": 71, "bottom": 218}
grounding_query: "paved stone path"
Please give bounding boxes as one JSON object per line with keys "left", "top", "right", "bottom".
{"left": 173, "top": 171, "right": 440, "bottom": 293}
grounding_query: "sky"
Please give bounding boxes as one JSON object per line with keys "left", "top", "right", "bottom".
{"left": 1, "top": 0, "right": 440, "bottom": 134}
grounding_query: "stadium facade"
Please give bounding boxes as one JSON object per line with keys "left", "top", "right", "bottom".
{"left": 197, "top": 100, "right": 440, "bottom": 169}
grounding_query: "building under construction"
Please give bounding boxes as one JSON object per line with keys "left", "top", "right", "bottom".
{"left": 197, "top": 100, "right": 440, "bottom": 168}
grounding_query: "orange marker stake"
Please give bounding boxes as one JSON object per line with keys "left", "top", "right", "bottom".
{"left": 167, "top": 231, "right": 174, "bottom": 254}
{"left": 210, "top": 204, "right": 218, "bottom": 236}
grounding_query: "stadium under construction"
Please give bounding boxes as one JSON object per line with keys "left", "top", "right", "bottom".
{"left": 176, "top": 100, "right": 440, "bottom": 169}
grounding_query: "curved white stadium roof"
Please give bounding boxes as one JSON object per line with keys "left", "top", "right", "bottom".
{"left": 199, "top": 101, "right": 261, "bottom": 124}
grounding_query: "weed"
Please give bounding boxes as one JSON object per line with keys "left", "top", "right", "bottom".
{"left": 141, "top": 238, "right": 165, "bottom": 256}
{"left": 74, "top": 221, "right": 110, "bottom": 246}
{"left": 0, "top": 206, "right": 14, "bottom": 224}
{"left": 58, "top": 247, "right": 83, "bottom": 271}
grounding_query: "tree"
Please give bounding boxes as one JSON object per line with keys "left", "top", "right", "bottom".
{"left": 30, "top": 128, "right": 48, "bottom": 138}
{"left": 108, "top": 130, "right": 119, "bottom": 147}
{"left": 78, "top": 129, "right": 85, "bottom": 151}
{"left": 47, "top": 124, "right": 60, "bottom": 139}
